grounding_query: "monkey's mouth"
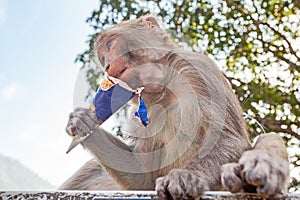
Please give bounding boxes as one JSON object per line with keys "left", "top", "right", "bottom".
{"left": 106, "top": 65, "right": 128, "bottom": 79}
{"left": 108, "top": 67, "right": 141, "bottom": 90}
{"left": 118, "top": 67, "right": 128, "bottom": 77}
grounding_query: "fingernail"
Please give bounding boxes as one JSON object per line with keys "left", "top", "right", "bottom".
{"left": 256, "top": 174, "right": 265, "bottom": 181}
{"left": 71, "top": 126, "right": 76, "bottom": 134}
{"left": 227, "top": 180, "right": 234, "bottom": 190}
{"left": 261, "top": 183, "right": 269, "bottom": 193}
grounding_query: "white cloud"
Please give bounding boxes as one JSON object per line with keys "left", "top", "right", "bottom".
{"left": 0, "top": 0, "right": 7, "bottom": 25}
{"left": 0, "top": 83, "right": 24, "bottom": 100}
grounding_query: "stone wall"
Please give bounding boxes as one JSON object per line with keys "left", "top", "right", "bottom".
{"left": 0, "top": 191, "right": 299, "bottom": 200}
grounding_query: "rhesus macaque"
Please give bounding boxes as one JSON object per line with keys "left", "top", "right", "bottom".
{"left": 60, "top": 15, "right": 289, "bottom": 199}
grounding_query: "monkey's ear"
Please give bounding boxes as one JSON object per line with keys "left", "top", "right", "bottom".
{"left": 142, "top": 15, "right": 159, "bottom": 28}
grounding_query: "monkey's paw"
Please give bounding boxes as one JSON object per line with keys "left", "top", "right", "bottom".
{"left": 221, "top": 163, "right": 243, "bottom": 193}
{"left": 221, "top": 150, "right": 289, "bottom": 195}
{"left": 156, "top": 169, "right": 208, "bottom": 200}
{"left": 65, "top": 107, "right": 99, "bottom": 138}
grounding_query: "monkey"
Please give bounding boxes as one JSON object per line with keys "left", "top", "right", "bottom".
{"left": 59, "top": 15, "right": 289, "bottom": 199}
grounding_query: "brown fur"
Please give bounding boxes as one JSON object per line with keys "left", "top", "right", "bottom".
{"left": 60, "top": 15, "right": 289, "bottom": 198}
{"left": 59, "top": 159, "right": 120, "bottom": 190}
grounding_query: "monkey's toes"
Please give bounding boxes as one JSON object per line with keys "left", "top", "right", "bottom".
{"left": 221, "top": 163, "right": 243, "bottom": 193}
{"left": 239, "top": 150, "right": 289, "bottom": 195}
{"left": 156, "top": 169, "right": 208, "bottom": 200}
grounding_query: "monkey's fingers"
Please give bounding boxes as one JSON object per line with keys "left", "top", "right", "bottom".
{"left": 66, "top": 135, "right": 89, "bottom": 154}
{"left": 72, "top": 107, "right": 99, "bottom": 125}
{"left": 239, "top": 150, "right": 289, "bottom": 195}
{"left": 221, "top": 163, "right": 243, "bottom": 193}
{"left": 65, "top": 116, "right": 99, "bottom": 153}
{"left": 156, "top": 177, "right": 172, "bottom": 200}
{"left": 156, "top": 169, "right": 207, "bottom": 199}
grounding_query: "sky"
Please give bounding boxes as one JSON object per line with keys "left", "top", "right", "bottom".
{"left": 0, "top": 0, "right": 101, "bottom": 187}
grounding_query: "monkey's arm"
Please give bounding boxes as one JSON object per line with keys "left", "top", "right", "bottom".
{"left": 252, "top": 133, "right": 288, "bottom": 160}
{"left": 66, "top": 107, "right": 154, "bottom": 190}
{"left": 82, "top": 129, "right": 154, "bottom": 189}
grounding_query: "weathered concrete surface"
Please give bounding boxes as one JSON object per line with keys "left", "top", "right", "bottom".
{"left": 0, "top": 191, "right": 299, "bottom": 200}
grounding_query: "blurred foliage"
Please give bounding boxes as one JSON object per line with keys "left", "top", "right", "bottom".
{"left": 76, "top": 0, "right": 300, "bottom": 191}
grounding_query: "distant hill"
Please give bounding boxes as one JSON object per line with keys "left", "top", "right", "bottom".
{"left": 0, "top": 154, "right": 55, "bottom": 190}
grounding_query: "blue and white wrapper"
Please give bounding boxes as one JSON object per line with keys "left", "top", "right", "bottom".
{"left": 91, "top": 77, "right": 149, "bottom": 127}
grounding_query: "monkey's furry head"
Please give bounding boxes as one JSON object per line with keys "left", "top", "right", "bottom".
{"left": 95, "top": 15, "right": 177, "bottom": 62}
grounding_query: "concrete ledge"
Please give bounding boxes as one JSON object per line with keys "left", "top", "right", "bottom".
{"left": 0, "top": 191, "right": 299, "bottom": 200}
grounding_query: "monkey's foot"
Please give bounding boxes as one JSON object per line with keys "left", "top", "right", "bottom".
{"left": 221, "top": 163, "right": 243, "bottom": 193}
{"left": 156, "top": 169, "right": 208, "bottom": 200}
{"left": 221, "top": 150, "right": 289, "bottom": 195}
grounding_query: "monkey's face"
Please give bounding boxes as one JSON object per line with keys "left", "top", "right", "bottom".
{"left": 97, "top": 34, "right": 131, "bottom": 79}
{"left": 97, "top": 33, "right": 166, "bottom": 93}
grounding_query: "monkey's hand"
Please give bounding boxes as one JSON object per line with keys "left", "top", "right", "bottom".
{"left": 221, "top": 150, "right": 289, "bottom": 195}
{"left": 66, "top": 107, "right": 99, "bottom": 138}
{"left": 156, "top": 169, "right": 209, "bottom": 200}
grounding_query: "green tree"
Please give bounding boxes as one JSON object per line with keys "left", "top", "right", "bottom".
{"left": 76, "top": 0, "right": 300, "bottom": 191}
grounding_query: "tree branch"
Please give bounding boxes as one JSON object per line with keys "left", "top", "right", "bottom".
{"left": 260, "top": 22, "right": 300, "bottom": 62}
{"left": 227, "top": 0, "right": 300, "bottom": 63}
{"left": 256, "top": 116, "right": 300, "bottom": 140}
{"left": 265, "top": 45, "right": 300, "bottom": 69}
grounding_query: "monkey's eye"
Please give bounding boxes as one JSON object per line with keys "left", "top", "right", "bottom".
{"left": 105, "top": 37, "right": 114, "bottom": 52}
{"left": 100, "top": 56, "right": 105, "bottom": 66}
